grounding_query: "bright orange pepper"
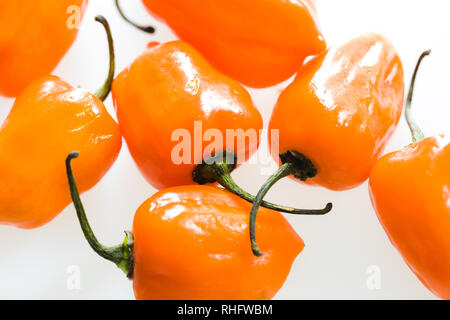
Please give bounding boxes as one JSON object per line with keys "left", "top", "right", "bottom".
{"left": 0, "top": 0, "right": 88, "bottom": 97}
{"left": 113, "top": 40, "right": 331, "bottom": 216}
{"left": 369, "top": 51, "right": 450, "bottom": 299}
{"left": 0, "top": 16, "right": 121, "bottom": 229}
{"left": 66, "top": 152, "right": 304, "bottom": 300}
{"left": 249, "top": 34, "right": 403, "bottom": 256}
{"left": 116, "top": 0, "right": 326, "bottom": 88}
{"left": 113, "top": 41, "right": 262, "bottom": 190}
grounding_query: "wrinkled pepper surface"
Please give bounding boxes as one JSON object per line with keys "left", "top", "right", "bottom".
{"left": 112, "top": 41, "right": 262, "bottom": 191}
{"left": 249, "top": 34, "right": 403, "bottom": 256}
{"left": 269, "top": 33, "right": 405, "bottom": 191}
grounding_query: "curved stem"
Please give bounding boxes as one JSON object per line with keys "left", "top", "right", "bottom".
{"left": 249, "top": 163, "right": 333, "bottom": 257}
{"left": 115, "top": 0, "right": 155, "bottom": 33}
{"left": 66, "top": 152, "right": 134, "bottom": 279}
{"left": 193, "top": 153, "right": 328, "bottom": 215}
{"left": 94, "top": 15, "right": 116, "bottom": 102}
{"left": 405, "top": 50, "right": 431, "bottom": 143}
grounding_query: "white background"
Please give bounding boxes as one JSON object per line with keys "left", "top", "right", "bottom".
{"left": 0, "top": 0, "right": 449, "bottom": 300}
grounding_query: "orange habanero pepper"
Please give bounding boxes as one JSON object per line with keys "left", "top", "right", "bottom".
{"left": 66, "top": 152, "right": 304, "bottom": 300}
{"left": 369, "top": 51, "right": 450, "bottom": 300}
{"left": 0, "top": 0, "right": 88, "bottom": 97}
{"left": 0, "top": 16, "right": 121, "bottom": 229}
{"left": 249, "top": 34, "right": 404, "bottom": 256}
{"left": 112, "top": 40, "right": 331, "bottom": 217}
{"left": 115, "top": 0, "right": 326, "bottom": 88}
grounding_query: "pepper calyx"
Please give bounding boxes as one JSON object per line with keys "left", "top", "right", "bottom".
{"left": 279, "top": 150, "right": 317, "bottom": 181}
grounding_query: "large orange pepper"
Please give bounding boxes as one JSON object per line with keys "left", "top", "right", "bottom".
{"left": 115, "top": 0, "right": 326, "bottom": 88}
{"left": 369, "top": 51, "right": 450, "bottom": 299}
{"left": 112, "top": 40, "right": 331, "bottom": 216}
{"left": 0, "top": 0, "right": 88, "bottom": 97}
{"left": 66, "top": 152, "right": 304, "bottom": 300}
{"left": 249, "top": 34, "right": 403, "bottom": 256}
{"left": 0, "top": 16, "right": 121, "bottom": 229}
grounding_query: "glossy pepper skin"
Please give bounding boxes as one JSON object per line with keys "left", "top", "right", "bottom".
{"left": 0, "top": 16, "right": 121, "bottom": 229}
{"left": 370, "top": 135, "right": 450, "bottom": 299}
{"left": 369, "top": 51, "right": 450, "bottom": 299}
{"left": 269, "top": 34, "right": 405, "bottom": 191}
{"left": 140, "top": 0, "right": 326, "bottom": 88}
{"left": 113, "top": 40, "right": 331, "bottom": 232}
{"left": 133, "top": 186, "right": 304, "bottom": 300}
{"left": 112, "top": 41, "right": 263, "bottom": 190}
{"left": 0, "top": 76, "right": 121, "bottom": 229}
{"left": 0, "top": 0, "right": 88, "bottom": 97}
{"left": 248, "top": 34, "right": 401, "bottom": 256}
{"left": 65, "top": 154, "right": 304, "bottom": 300}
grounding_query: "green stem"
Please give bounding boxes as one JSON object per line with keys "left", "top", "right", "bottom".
{"left": 405, "top": 50, "right": 431, "bottom": 143}
{"left": 115, "top": 0, "right": 155, "bottom": 33}
{"left": 94, "top": 15, "right": 116, "bottom": 102}
{"left": 66, "top": 152, "right": 134, "bottom": 279}
{"left": 250, "top": 152, "right": 333, "bottom": 257}
{"left": 193, "top": 152, "right": 329, "bottom": 215}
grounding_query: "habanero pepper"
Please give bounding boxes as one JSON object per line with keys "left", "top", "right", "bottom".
{"left": 250, "top": 34, "right": 404, "bottom": 256}
{"left": 66, "top": 152, "right": 304, "bottom": 300}
{"left": 115, "top": 0, "right": 326, "bottom": 88}
{"left": 0, "top": 0, "right": 88, "bottom": 97}
{"left": 369, "top": 51, "right": 450, "bottom": 300}
{"left": 112, "top": 40, "right": 331, "bottom": 216}
{"left": 0, "top": 16, "right": 121, "bottom": 229}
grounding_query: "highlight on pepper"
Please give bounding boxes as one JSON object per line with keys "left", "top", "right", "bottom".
{"left": 0, "top": 15, "right": 121, "bottom": 229}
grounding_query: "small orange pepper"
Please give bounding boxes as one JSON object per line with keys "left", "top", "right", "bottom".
{"left": 0, "top": 0, "right": 88, "bottom": 97}
{"left": 113, "top": 40, "right": 331, "bottom": 216}
{"left": 112, "top": 41, "right": 262, "bottom": 190}
{"left": 369, "top": 51, "right": 450, "bottom": 299}
{"left": 0, "top": 16, "right": 121, "bottom": 229}
{"left": 249, "top": 34, "right": 403, "bottom": 256}
{"left": 66, "top": 152, "right": 304, "bottom": 300}
{"left": 116, "top": 0, "right": 326, "bottom": 88}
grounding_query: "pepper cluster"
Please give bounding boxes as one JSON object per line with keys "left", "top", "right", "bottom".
{"left": 0, "top": 1, "right": 448, "bottom": 300}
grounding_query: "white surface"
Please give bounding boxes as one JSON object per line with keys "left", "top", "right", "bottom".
{"left": 0, "top": 0, "right": 449, "bottom": 300}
